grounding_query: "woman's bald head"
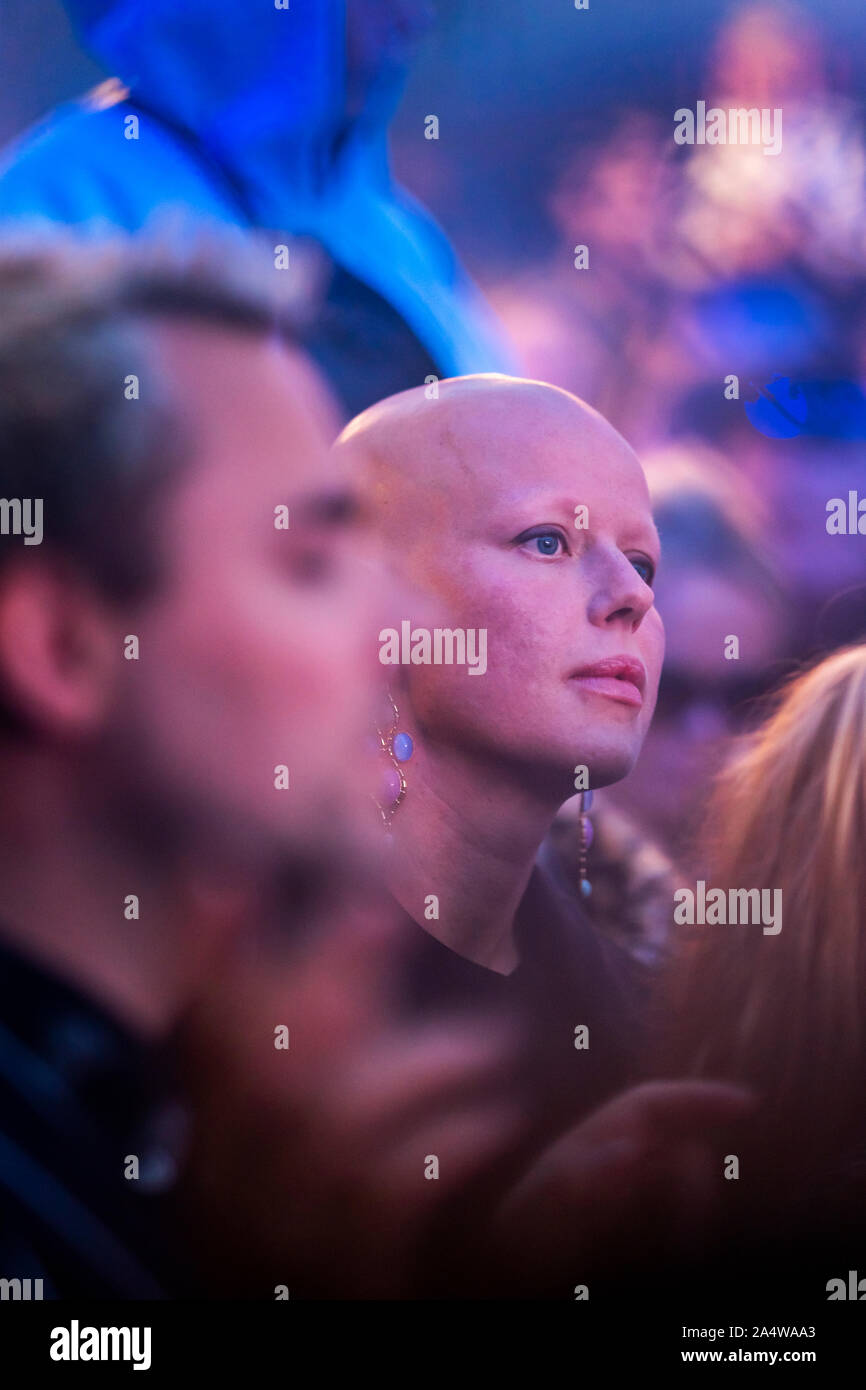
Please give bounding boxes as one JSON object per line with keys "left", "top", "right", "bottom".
{"left": 335, "top": 375, "right": 664, "bottom": 796}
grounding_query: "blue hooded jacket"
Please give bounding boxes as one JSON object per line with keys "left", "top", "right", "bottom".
{"left": 0, "top": 0, "right": 512, "bottom": 400}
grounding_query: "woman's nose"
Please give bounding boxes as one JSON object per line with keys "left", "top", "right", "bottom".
{"left": 586, "top": 552, "right": 654, "bottom": 630}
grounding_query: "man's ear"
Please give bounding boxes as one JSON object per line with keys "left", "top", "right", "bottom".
{"left": 0, "top": 560, "right": 120, "bottom": 736}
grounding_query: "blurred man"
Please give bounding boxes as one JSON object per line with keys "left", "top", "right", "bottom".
{"left": 0, "top": 1, "right": 512, "bottom": 414}
{"left": 0, "top": 232, "right": 527, "bottom": 1298}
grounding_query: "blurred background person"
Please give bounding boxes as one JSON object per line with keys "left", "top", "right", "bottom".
{"left": 655, "top": 645, "right": 866, "bottom": 1290}
{"left": 485, "top": 0, "right": 866, "bottom": 447}
{"left": 673, "top": 1, "right": 866, "bottom": 290}
{"left": 0, "top": 0, "right": 513, "bottom": 416}
{"left": 0, "top": 232, "right": 525, "bottom": 1298}
{"left": 487, "top": 109, "right": 680, "bottom": 441}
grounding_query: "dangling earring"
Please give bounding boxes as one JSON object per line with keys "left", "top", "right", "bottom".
{"left": 372, "top": 691, "right": 414, "bottom": 831}
{"left": 578, "top": 789, "right": 593, "bottom": 898}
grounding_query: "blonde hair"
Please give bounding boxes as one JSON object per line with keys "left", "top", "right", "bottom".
{"left": 660, "top": 645, "right": 866, "bottom": 1167}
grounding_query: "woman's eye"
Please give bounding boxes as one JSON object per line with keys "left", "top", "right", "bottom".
{"left": 518, "top": 530, "right": 567, "bottom": 558}
{"left": 630, "top": 555, "right": 656, "bottom": 586}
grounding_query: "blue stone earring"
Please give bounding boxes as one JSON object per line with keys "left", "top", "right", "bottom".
{"left": 373, "top": 692, "right": 414, "bottom": 831}
{"left": 578, "top": 789, "right": 593, "bottom": 898}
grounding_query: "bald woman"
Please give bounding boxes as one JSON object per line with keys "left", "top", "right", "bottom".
{"left": 336, "top": 374, "right": 664, "bottom": 1133}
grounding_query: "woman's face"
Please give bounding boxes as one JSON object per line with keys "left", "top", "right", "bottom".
{"left": 362, "top": 381, "right": 664, "bottom": 801}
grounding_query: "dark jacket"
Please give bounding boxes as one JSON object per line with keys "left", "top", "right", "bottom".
{"left": 0, "top": 937, "right": 190, "bottom": 1299}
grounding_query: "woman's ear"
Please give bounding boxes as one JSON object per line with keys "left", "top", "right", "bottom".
{"left": 0, "top": 560, "right": 120, "bottom": 736}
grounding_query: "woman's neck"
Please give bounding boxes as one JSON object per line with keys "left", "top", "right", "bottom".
{"left": 384, "top": 739, "right": 561, "bottom": 975}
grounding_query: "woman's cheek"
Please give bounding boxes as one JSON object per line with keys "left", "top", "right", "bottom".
{"left": 639, "top": 609, "right": 666, "bottom": 713}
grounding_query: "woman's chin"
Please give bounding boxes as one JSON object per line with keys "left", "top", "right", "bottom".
{"left": 565, "top": 744, "right": 641, "bottom": 791}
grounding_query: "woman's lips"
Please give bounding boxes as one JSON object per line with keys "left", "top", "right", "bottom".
{"left": 568, "top": 658, "right": 647, "bottom": 708}
{"left": 570, "top": 674, "right": 644, "bottom": 707}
